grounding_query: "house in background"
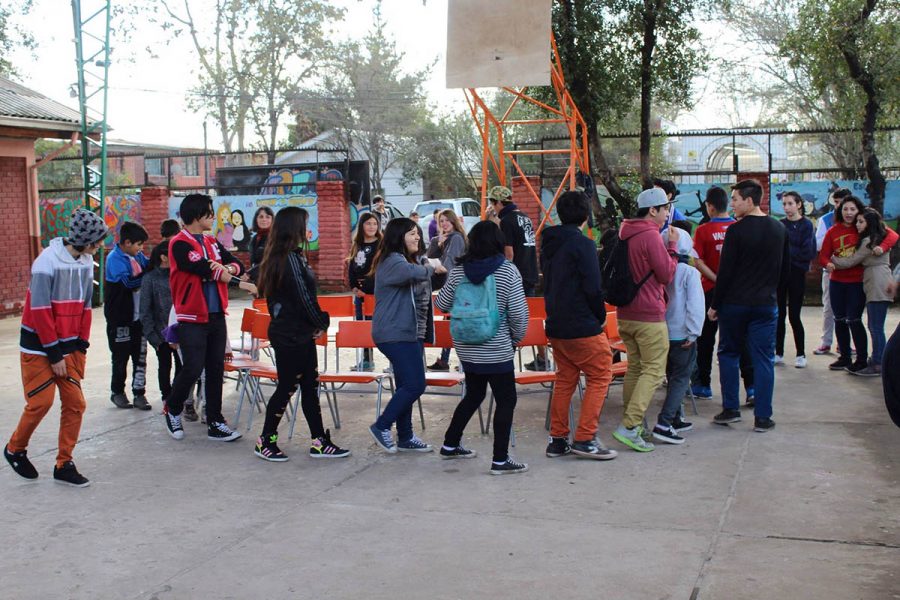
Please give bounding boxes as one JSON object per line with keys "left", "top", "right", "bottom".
{"left": 277, "top": 129, "right": 424, "bottom": 215}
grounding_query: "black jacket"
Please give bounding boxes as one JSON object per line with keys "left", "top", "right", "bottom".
{"left": 540, "top": 224, "right": 606, "bottom": 339}
{"left": 266, "top": 250, "right": 330, "bottom": 347}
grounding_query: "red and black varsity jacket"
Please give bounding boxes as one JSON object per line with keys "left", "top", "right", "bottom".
{"left": 168, "top": 229, "right": 243, "bottom": 323}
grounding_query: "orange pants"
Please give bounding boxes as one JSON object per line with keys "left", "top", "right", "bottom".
{"left": 548, "top": 333, "right": 613, "bottom": 441}
{"left": 8, "top": 352, "right": 87, "bottom": 468}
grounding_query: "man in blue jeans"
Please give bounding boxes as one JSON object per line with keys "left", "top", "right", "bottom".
{"left": 708, "top": 180, "right": 790, "bottom": 432}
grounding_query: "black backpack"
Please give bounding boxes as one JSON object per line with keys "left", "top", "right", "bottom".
{"left": 601, "top": 231, "right": 653, "bottom": 307}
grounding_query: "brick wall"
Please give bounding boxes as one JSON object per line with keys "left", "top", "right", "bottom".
{"left": 511, "top": 176, "right": 546, "bottom": 233}
{"left": 738, "top": 172, "right": 771, "bottom": 214}
{"left": 0, "top": 156, "right": 32, "bottom": 317}
{"left": 315, "top": 181, "right": 350, "bottom": 291}
{"left": 140, "top": 186, "right": 170, "bottom": 250}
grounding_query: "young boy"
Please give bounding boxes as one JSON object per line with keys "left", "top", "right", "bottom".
{"left": 105, "top": 221, "right": 151, "bottom": 410}
{"left": 4, "top": 209, "right": 108, "bottom": 487}
{"left": 653, "top": 224, "right": 704, "bottom": 444}
{"left": 160, "top": 218, "right": 181, "bottom": 241}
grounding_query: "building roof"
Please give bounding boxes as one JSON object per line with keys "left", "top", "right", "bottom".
{"left": 0, "top": 75, "right": 88, "bottom": 134}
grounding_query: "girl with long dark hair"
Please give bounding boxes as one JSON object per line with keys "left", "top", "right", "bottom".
{"left": 248, "top": 206, "right": 275, "bottom": 282}
{"left": 435, "top": 220, "right": 530, "bottom": 474}
{"left": 829, "top": 208, "right": 898, "bottom": 376}
{"left": 368, "top": 218, "right": 446, "bottom": 453}
{"left": 347, "top": 212, "right": 382, "bottom": 370}
{"left": 255, "top": 207, "right": 349, "bottom": 461}
{"left": 775, "top": 191, "right": 816, "bottom": 368}
{"left": 426, "top": 209, "right": 468, "bottom": 371}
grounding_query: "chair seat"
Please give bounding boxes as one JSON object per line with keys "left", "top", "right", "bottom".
{"left": 425, "top": 372, "right": 465, "bottom": 387}
{"left": 248, "top": 366, "right": 278, "bottom": 379}
{"left": 611, "top": 361, "right": 628, "bottom": 377}
{"left": 319, "top": 371, "right": 385, "bottom": 384}
{"left": 225, "top": 358, "right": 270, "bottom": 371}
{"left": 515, "top": 371, "right": 556, "bottom": 385}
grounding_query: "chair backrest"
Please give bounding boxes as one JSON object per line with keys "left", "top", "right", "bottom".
{"left": 432, "top": 293, "right": 450, "bottom": 318}
{"left": 251, "top": 312, "right": 271, "bottom": 341}
{"left": 516, "top": 318, "right": 548, "bottom": 347}
{"left": 605, "top": 311, "right": 619, "bottom": 340}
{"left": 604, "top": 302, "right": 617, "bottom": 313}
{"left": 428, "top": 319, "right": 454, "bottom": 349}
{"left": 335, "top": 320, "right": 376, "bottom": 349}
{"left": 318, "top": 295, "right": 355, "bottom": 318}
{"left": 252, "top": 297, "right": 269, "bottom": 313}
{"left": 526, "top": 296, "right": 546, "bottom": 320}
{"left": 240, "top": 308, "right": 259, "bottom": 334}
{"left": 362, "top": 294, "right": 376, "bottom": 317}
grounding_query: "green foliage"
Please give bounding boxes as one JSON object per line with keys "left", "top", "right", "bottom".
{"left": 0, "top": 1, "right": 34, "bottom": 78}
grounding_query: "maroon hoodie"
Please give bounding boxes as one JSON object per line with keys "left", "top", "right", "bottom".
{"left": 617, "top": 219, "right": 677, "bottom": 322}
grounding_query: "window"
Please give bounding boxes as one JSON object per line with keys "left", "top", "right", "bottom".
{"left": 462, "top": 201, "right": 481, "bottom": 217}
{"left": 183, "top": 157, "right": 199, "bottom": 177}
{"left": 145, "top": 158, "right": 164, "bottom": 176}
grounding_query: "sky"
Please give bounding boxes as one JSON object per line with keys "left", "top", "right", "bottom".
{"left": 10, "top": 0, "right": 738, "bottom": 150}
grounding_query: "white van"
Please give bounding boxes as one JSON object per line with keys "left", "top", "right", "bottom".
{"left": 414, "top": 198, "right": 482, "bottom": 239}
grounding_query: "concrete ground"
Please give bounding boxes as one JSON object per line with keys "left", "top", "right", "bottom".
{"left": 0, "top": 299, "right": 898, "bottom": 600}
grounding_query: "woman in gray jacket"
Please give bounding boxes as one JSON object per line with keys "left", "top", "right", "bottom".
{"left": 369, "top": 218, "right": 446, "bottom": 453}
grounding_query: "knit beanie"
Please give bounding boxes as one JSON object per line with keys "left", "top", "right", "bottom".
{"left": 67, "top": 209, "right": 109, "bottom": 247}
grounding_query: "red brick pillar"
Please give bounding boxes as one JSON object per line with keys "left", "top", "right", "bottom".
{"left": 0, "top": 157, "right": 30, "bottom": 317}
{"left": 140, "top": 186, "right": 170, "bottom": 249}
{"left": 738, "top": 172, "right": 771, "bottom": 214}
{"left": 511, "top": 176, "right": 545, "bottom": 232}
{"left": 316, "top": 181, "right": 351, "bottom": 291}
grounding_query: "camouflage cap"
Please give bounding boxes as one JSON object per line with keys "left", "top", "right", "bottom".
{"left": 487, "top": 185, "right": 512, "bottom": 203}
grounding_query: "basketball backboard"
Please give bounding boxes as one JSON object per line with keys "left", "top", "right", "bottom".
{"left": 445, "top": 0, "right": 551, "bottom": 89}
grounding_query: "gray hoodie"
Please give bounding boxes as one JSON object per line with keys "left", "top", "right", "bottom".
{"left": 372, "top": 252, "right": 435, "bottom": 345}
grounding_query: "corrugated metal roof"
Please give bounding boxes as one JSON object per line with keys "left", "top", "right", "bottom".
{"left": 0, "top": 75, "right": 86, "bottom": 125}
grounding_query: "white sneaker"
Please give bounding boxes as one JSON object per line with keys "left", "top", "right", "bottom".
{"left": 774, "top": 355, "right": 784, "bottom": 365}
{"left": 795, "top": 356, "right": 807, "bottom": 369}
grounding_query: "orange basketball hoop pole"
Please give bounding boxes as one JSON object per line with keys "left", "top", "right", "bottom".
{"left": 465, "top": 32, "right": 589, "bottom": 237}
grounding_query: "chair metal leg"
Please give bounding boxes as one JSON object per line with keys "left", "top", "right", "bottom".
{"left": 510, "top": 424, "right": 516, "bottom": 447}
{"left": 328, "top": 385, "right": 341, "bottom": 429}
{"left": 417, "top": 398, "right": 426, "bottom": 430}
{"left": 486, "top": 391, "right": 495, "bottom": 434}
{"left": 375, "top": 381, "right": 384, "bottom": 420}
{"left": 288, "top": 387, "right": 302, "bottom": 439}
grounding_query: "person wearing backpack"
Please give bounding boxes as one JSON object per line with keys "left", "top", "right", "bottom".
{"left": 435, "top": 220, "right": 530, "bottom": 475}
{"left": 607, "top": 187, "right": 679, "bottom": 453}
{"left": 542, "top": 191, "right": 618, "bottom": 460}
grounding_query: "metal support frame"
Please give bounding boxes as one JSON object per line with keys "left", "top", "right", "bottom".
{"left": 464, "top": 34, "right": 589, "bottom": 237}
{"left": 72, "top": 0, "right": 111, "bottom": 298}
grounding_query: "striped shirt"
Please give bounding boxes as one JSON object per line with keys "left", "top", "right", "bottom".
{"left": 435, "top": 261, "right": 529, "bottom": 368}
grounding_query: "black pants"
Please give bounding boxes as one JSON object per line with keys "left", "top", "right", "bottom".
{"left": 107, "top": 320, "right": 147, "bottom": 395}
{"left": 777, "top": 265, "right": 807, "bottom": 357}
{"left": 262, "top": 340, "right": 324, "bottom": 439}
{"left": 443, "top": 370, "right": 517, "bottom": 462}
{"left": 694, "top": 290, "right": 754, "bottom": 389}
{"left": 167, "top": 313, "right": 227, "bottom": 423}
{"left": 155, "top": 343, "right": 183, "bottom": 400}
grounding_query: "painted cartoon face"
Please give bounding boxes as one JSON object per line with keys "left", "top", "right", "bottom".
{"left": 855, "top": 214, "right": 867, "bottom": 234}
{"left": 404, "top": 227, "right": 420, "bottom": 254}
{"left": 841, "top": 201, "right": 859, "bottom": 224}
{"left": 363, "top": 216, "right": 379, "bottom": 238}
{"left": 231, "top": 211, "right": 243, "bottom": 227}
{"left": 217, "top": 205, "right": 231, "bottom": 226}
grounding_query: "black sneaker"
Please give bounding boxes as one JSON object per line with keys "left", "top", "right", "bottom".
{"left": 490, "top": 458, "right": 529, "bottom": 475}
{"left": 310, "top": 429, "right": 351, "bottom": 458}
{"left": 571, "top": 439, "right": 618, "bottom": 459}
{"left": 439, "top": 445, "right": 477, "bottom": 459}
{"left": 713, "top": 409, "right": 742, "bottom": 425}
{"left": 829, "top": 357, "right": 852, "bottom": 371}
{"left": 53, "top": 461, "right": 90, "bottom": 487}
{"left": 846, "top": 361, "right": 868, "bottom": 375}
{"left": 110, "top": 393, "right": 132, "bottom": 409}
{"left": 207, "top": 420, "right": 242, "bottom": 442}
{"left": 652, "top": 424, "right": 685, "bottom": 445}
{"left": 754, "top": 417, "right": 776, "bottom": 432}
{"left": 4, "top": 445, "right": 38, "bottom": 480}
{"left": 426, "top": 360, "right": 450, "bottom": 372}
{"left": 254, "top": 434, "right": 289, "bottom": 462}
{"left": 545, "top": 436, "right": 572, "bottom": 458}
{"left": 182, "top": 404, "right": 199, "bottom": 422}
{"left": 671, "top": 417, "right": 693, "bottom": 432}
{"left": 524, "top": 357, "right": 548, "bottom": 371}
{"left": 164, "top": 412, "right": 184, "bottom": 440}
{"left": 132, "top": 394, "right": 151, "bottom": 411}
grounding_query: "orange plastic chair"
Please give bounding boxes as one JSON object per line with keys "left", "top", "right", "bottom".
{"left": 229, "top": 307, "right": 259, "bottom": 356}
{"left": 252, "top": 297, "right": 269, "bottom": 313}
{"left": 318, "top": 295, "right": 355, "bottom": 318}
{"left": 421, "top": 320, "right": 475, "bottom": 432}
{"left": 525, "top": 296, "right": 547, "bottom": 320}
{"left": 362, "top": 294, "right": 376, "bottom": 317}
{"left": 605, "top": 310, "right": 627, "bottom": 353}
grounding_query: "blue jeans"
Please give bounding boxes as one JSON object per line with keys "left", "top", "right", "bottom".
{"left": 659, "top": 340, "right": 696, "bottom": 426}
{"left": 829, "top": 280, "right": 868, "bottom": 364}
{"left": 717, "top": 304, "right": 777, "bottom": 419}
{"left": 867, "top": 301, "right": 889, "bottom": 366}
{"left": 375, "top": 340, "right": 425, "bottom": 441}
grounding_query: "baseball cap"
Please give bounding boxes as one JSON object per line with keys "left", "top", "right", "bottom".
{"left": 636, "top": 187, "right": 672, "bottom": 210}
{"left": 488, "top": 185, "right": 512, "bottom": 203}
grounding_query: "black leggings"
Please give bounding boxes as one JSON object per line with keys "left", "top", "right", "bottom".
{"left": 443, "top": 370, "right": 517, "bottom": 462}
{"left": 777, "top": 265, "right": 807, "bottom": 357}
{"left": 262, "top": 340, "right": 324, "bottom": 439}
{"left": 155, "top": 343, "right": 182, "bottom": 400}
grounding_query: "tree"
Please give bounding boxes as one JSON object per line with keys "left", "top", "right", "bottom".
{"left": 550, "top": 0, "right": 708, "bottom": 216}
{"left": 292, "top": 1, "right": 431, "bottom": 196}
{"left": 782, "top": 0, "right": 899, "bottom": 213}
{"left": 0, "top": 2, "right": 35, "bottom": 78}
{"left": 155, "top": 0, "right": 343, "bottom": 156}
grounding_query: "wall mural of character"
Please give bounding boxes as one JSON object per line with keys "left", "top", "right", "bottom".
{"left": 230, "top": 209, "right": 251, "bottom": 252}
{"left": 216, "top": 202, "right": 235, "bottom": 250}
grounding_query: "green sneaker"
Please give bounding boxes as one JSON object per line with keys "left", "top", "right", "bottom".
{"left": 612, "top": 424, "right": 655, "bottom": 452}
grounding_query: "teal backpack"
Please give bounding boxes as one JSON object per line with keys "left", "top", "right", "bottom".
{"left": 450, "top": 274, "right": 500, "bottom": 344}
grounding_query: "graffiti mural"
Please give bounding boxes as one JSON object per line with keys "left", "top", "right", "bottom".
{"left": 169, "top": 194, "right": 320, "bottom": 251}
{"left": 40, "top": 195, "right": 141, "bottom": 248}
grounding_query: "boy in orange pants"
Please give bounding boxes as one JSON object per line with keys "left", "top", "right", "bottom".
{"left": 4, "top": 209, "right": 107, "bottom": 487}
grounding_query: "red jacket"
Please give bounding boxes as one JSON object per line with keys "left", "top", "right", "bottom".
{"left": 617, "top": 219, "right": 678, "bottom": 322}
{"left": 168, "top": 229, "right": 243, "bottom": 323}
